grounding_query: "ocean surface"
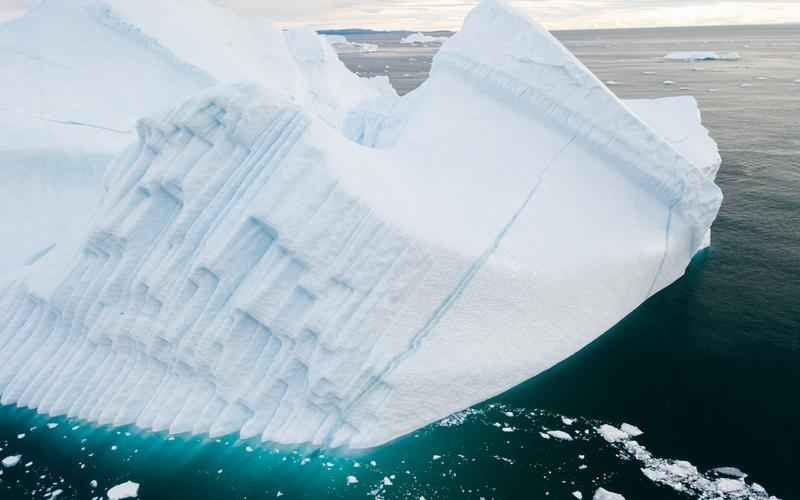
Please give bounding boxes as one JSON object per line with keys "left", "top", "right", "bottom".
{"left": 1, "top": 24, "right": 798, "bottom": 500}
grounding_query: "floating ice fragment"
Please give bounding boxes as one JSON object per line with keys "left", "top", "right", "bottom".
{"left": 561, "top": 416, "right": 575, "bottom": 426}
{"left": 346, "top": 475, "right": 359, "bottom": 485}
{"left": 432, "top": 455, "right": 442, "bottom": 461}
{"left": 596, "top": 425, "right": 629, "bottom": 443}
{"left": 17, "top": 433, "right": 25, "bottom": 439}
{"left": 382, "top": 476, "right": 393, "bottom": 486}
{"left": 572, "top": 492, "right": 583, "bottom": 499}
{"left": 2, "top": 455, "right": 21, "bottom": 468}
{"left": 90, "top": 480, "right": 98, "bottom": 488}
{"left": 593, "top": 487, "right": 625, "bottom": 500}
{"left": 107, "top": 481, "right": 139, "bottom": 500}
{"left": 400, "top": 32, "right": 448, "bottom": 44}
{"left": 546, "top": 430, "right": 573, "bottom": 441}
{"left": 619, "top": 423, "right": 642, "bottom": 437}
{"left": 46, "top": 423, "right": 58, "bottom": 429}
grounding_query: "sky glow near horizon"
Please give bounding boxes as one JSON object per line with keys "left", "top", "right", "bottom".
{"left": 0, "top": 0, "right": 798, "bottom": 31}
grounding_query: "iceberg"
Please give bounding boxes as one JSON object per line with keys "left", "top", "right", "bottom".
{"left": 0, "top": 0, "right": 722, "bottom": 450}
{"left": 400, "top": 32, "right": 450, "bottom": 45}
{"left": 664, "top": 51, "right": 741, "bottom": 61}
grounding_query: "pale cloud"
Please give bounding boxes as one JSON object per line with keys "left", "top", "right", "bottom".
{"left": 3, "top": 0, "right": 799, "bottom": 30}
{"left": 217, "top": 0, "right": 800, "bottom": 30}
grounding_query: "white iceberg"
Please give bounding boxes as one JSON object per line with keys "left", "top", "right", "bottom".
{"left": 400, "top": 32, "right": 449, "bottom": 45}
{"left": 0, "top": 0, "right": 722, "bottom": 450}
{"left": 664, "top": 51, "right": 740, "bottom": 61}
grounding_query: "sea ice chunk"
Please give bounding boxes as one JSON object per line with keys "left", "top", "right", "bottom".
{"left": 400, "top": 32, "right": 449, "bottom": 44}
{"left": 107, "top": 481, "right": 140, "bottom": 499}
{"left": 593, "top": 487, "right": 625, "bottom": 500}
{"left": 664, "top": 51, "right": 740, "bottom": 61}
{"left": 1, "top": 455, "right": 21, "bottom": 468}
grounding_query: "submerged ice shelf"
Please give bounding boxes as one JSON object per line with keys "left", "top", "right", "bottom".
{"left": 0, "top": 0, "right": 722, "bottom": 449}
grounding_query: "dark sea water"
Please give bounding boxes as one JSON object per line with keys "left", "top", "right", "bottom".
{"left": 1, "top": 25, "right": 798, "bottom": 500}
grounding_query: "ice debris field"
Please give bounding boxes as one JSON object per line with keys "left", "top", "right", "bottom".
{"left": 0, "top": 0, "right": 723, "bottom": 452}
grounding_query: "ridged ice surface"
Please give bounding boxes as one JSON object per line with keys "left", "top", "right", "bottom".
{"left": 0, "top": 0, "right": 723, "bottom": 449}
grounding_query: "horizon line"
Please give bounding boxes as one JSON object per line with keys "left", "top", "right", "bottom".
{"left": 316, "top": 20, "right": 800, "bottom": 34}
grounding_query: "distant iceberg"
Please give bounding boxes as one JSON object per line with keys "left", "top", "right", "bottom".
{"left": 0, "top": 0, "right": 722, "bottom": 450}
{"left": 664, "top": 51, "right": 741, "bottom": 61}
{"left": 400, "top": 32, "right": 449, "bottom": 44}
{"left": 323, "top": 35, "right": 379, "bottom": 54}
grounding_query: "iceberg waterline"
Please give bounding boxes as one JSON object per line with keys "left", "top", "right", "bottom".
{"left": 0, "top": 0, "right": 722, "bottom": 449}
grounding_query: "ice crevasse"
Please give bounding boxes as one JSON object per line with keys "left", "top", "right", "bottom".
{"left": 0, "top": 0, "right": 722, "bottom": 449}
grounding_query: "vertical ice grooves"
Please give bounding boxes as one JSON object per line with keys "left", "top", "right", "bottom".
{"left": 0, "top": 85, "right": 434, "bottom": 449}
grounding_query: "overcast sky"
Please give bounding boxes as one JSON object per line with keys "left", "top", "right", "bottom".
{"left": 219, "top": 0, "right": 800, "bottom": 30}
{"left": 1, "top": 0, "right": 798, "bottom": 30}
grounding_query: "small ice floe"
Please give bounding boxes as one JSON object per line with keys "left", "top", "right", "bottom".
{"left": 432, "top": 455, "right": 442, "bottom": 461}
{"left": 382, "top": 476, "right": 393, "bottom": 486}
{"left": 561, "top": 416, "right": 576, "bottom": 426}
{"left": 756, "top": 76, "right": 769, "bottom": 80}
{"left": 740, "top": 83, "right": 754, "bottom": 88}
{"left": 346, "top": 475, "right": 359, "bottom": 485}
{"left": 2, "top": 455, "right": 21, "bottom": 468}
{"left": 539, "top": 432, "right": 551, "bottom": 440}
{"left": 605, "top": 81, "right": 622, "bottom": 86}
{"left": 47, "top": 423, "right": 59, "bottom": 429}
{"left": 572, "top": 491, "right": 583, "bottom": 499}
{"left": 546, "top": 430, "right": 573, "bottom": 441}
{"left": 642, "top": 71, "right": 657, "bottom": 75}
{"left": 90, "top": 480, "right": 98, "bottom": 488}
{"left": 663, "top": 80, "right": 676, "bottom": 85}
{"left": 501, "top": 427, "right": 515, "bottom": 433}
{"left": 17, "top": 433, "right": 25, "bottom": 439}
{"left": 596, "top": 424, "right": 629, "bottom": 443}
{"left": 504, "top": 411, "right": 514, "bottom": 418}
{"left": 107, "top": 481, "right": 139, "bottom": 500}
{"left": 619, "top": 423, "right": 642, "bottom": 437}
{"left": 245, "top": 446, "right": 254, "bottom": 453}
{"left": 593, "top": 487, "right": 625, "bottom": 499}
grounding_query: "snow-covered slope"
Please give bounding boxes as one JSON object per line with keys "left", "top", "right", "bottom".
{"left": 0, "top": 0, "right": 722, "bottom": 449}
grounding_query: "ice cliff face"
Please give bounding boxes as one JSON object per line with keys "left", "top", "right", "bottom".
{"left": 0, "top": 0, "right": 722, "bottom": 449}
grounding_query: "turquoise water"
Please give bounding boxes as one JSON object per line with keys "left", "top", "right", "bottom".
{"left": 1, "top": 24, "right": 798, "bottom": 499}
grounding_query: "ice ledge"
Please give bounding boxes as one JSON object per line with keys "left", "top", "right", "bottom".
{"left": 434, "top": 0, "right": 722, "bottom": 249}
